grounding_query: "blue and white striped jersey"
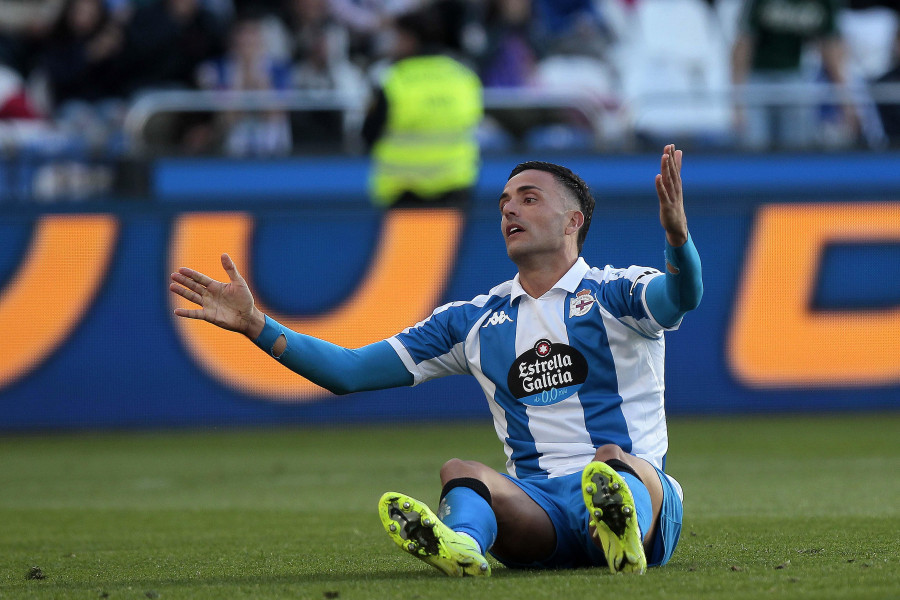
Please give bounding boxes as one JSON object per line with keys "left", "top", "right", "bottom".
{"left": 387, "top": 257, "right": 680, "bottom": 484}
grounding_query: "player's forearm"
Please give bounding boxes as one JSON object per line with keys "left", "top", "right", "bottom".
{"left": 253, "top": 315, "right": 413, "bottom": 394}
{"left": 646, "top": 234, "right": 703, "bottom": 327}
{"left": 665, "top": 234, "right": 703, "bottom": 309}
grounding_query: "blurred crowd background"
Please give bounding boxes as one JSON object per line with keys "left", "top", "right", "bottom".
{"left": 1, "top": 0, "right": 899, "bottom": 200}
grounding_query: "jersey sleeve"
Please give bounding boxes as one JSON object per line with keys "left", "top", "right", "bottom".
{"left": 387, "top": 301, "right": 474, "bottom": 385}
{"left": 596, "top": 265, "right": 669, "bottom": 338}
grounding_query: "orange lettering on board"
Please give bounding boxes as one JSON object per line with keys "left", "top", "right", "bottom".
{"left": 0, "top": 215, "right": 118, "bottom": 389}
{"left": 727, "top": 202, "right": 900, "bottom": 388}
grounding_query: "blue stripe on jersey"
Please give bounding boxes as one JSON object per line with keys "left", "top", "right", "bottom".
{"left": 476, "top": 298, "right": 546, "bottom": 478}
{"left": 398, "top": 301, "right": 482, "bottom": 366}
{"left": 565, "top": 287, "right": 633, "bottom": 453}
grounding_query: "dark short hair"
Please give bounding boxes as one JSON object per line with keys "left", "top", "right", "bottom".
{"left": 507, "top": 161, "right": 595, "bottom": 253}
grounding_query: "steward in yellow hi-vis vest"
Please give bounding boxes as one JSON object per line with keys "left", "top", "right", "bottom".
{"left": 365, "top": 9, "right": 483, "bottom": 208}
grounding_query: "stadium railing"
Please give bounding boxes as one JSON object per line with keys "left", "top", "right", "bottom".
{"left": 123, "top": 89, "right": 370, "bottom": 156}
{"left": 121, "top": 87, "right": 614, "bottom": 155}
{"left": 120, "top": 82, "right": 900, "bottom": 156}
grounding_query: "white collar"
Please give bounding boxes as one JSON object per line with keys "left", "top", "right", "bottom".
{"left": 509, "top": 257, "right": 590, "bottom": 304}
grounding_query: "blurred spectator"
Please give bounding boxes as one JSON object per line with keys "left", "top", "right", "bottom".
{"left": 831, "top": 0, "right": 899, "bottom": 148}
{"left": 43, "top": 0, "right": 126, "bottom": 105}
{"left": 287, "top": 0, "right": 364, "bottom": 92}
{"left": 0, "top": 64, "right": 48, "bottom": 155}
{"left": 841, "top": 0, "right": 899, "bottom": 80}
{"left": 613, "top": 0, "right": 732, "bottom": 151}
{"left": 286, "top": 0, "right": 333, "bottom": 65}
{"left": 328, "top": 0, "right": 418, "bottom": 62}
{"left": 874, "top": 3, "right": 900, "bottom": 142}
{"left": 0, "top": 65, "right": 42, "bottom": 121}
{"left": 731, "top": 0, "right": 859, "bottom": 150}
{"left": 11, "top": 0, "right": 896, "bottom": 160}
{"left": 0, "top": 64, "right": 115, "bottom": 202}
{"left": 41, "top": 0, "right": 129, "bottom": 152}
{"left": 363, "top": 6, "right": 482, "bottom": 207}
{"left": 328, "top": 0, "right": 418, "bottom": 34}
{"left": 122, "top": 0, "right": 227, "bottom": 153}
{"left": 121, "top": 0, "right": 227, "bottom": 93}
{"left": 0, "top": 0, "right": 64, "bottom": 76}
{"left": 532, "top": 0, "right": 613, "bottom": 57}
{"left": 197, "top": 12, "right": 293, "bottom": 157}
{"left": 283, "top": 0, "right": 366, "bottom": 150}
{"left": 477, "top": 0, "right": 543, "bottom": 88}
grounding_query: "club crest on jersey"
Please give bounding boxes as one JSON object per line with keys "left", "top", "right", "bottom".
{"left": 507, "top": 339, "right": 588, "bottom": 407}
{"left": 482, "top": 310, "right": 514, "bottom": 328}
{"left": 569, "top": 289, "right": 596, "bottom": 318}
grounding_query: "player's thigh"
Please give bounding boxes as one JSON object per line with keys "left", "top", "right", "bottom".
{"left": 591, "top": 445, "right": 664, "bottom": 544}
{"left": 440, "top": 459, "right": 556, "bottom": 562}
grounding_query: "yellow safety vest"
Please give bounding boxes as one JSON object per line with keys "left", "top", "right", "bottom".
{"left": 370, "top": 55, "right": 483, "bottom": 206}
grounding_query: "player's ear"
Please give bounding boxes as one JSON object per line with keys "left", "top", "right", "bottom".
{"left": 566, "top": 210, "right": 584, "bottom": 237}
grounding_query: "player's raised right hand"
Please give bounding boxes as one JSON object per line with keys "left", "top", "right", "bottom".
{"left": 169, "top": 253, "right": 264, "bottom": 339}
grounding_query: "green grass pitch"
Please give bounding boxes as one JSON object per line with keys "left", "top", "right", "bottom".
{"left": 1, "top": 413, "right": 898, "bottom": 599}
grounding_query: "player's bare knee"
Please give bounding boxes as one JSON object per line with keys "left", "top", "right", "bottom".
{"left": 439, "top": 458, "right": 465, "bottom": 483}
{"left": 592, "top": 444, "right": 628, "bottom": 464}
{"left": 440, "top": 458, "right": 488, "bottom": 485}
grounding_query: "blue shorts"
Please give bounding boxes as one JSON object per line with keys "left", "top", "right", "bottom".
{"left": 494, "top": 465, "right": 682, "bottom": 569}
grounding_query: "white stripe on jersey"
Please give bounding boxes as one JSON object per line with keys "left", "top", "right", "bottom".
{"left": 515, "top": 291, "right": 594, "bottom": 477}
{"left": 465, "top": 307, "right": 516, "bottom": 474}
{"left": 596, "top": 302, "right": 668, "bottom": 470}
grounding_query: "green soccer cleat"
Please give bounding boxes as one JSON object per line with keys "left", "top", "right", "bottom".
{"left": 582, "top": 461, "right": 647, "bottom": 575}
{"left": 378, "top": 492, "right": 491, "bottom": 577}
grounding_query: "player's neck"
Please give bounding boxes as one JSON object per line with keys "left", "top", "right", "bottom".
{"left": 515, "top": 252, "right": 578, "bottom": 299}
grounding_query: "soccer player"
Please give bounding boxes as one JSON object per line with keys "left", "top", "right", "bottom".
{"left": 169, "top": 144, "right": 702, "bottom": 576}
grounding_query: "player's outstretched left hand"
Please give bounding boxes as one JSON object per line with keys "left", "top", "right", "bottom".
{"left": 169, "top": 253, "right": 264, "bottom": 339}
{"left": 655, "top": 144, "right": 688, "bottom": 247}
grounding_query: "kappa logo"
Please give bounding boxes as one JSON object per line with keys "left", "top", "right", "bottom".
{"left": 569, "top": 289, "right": 596, "bottom": 318}
{"left": 482, "top": 310, "right": 514, "bottom": 328}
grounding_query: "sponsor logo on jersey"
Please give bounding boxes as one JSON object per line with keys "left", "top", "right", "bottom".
{"left": 482, "top": 310, "right": 514, "bottom": 328}
{"left": 507, "top": 339, "right": 588, "bottom": 406}
{"left": 569, "top": 289, "right": 596, "bottom": 317}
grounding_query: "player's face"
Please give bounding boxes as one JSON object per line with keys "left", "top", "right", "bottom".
{"left": 499, "top": 170, "right": 579, "bottom": 263}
